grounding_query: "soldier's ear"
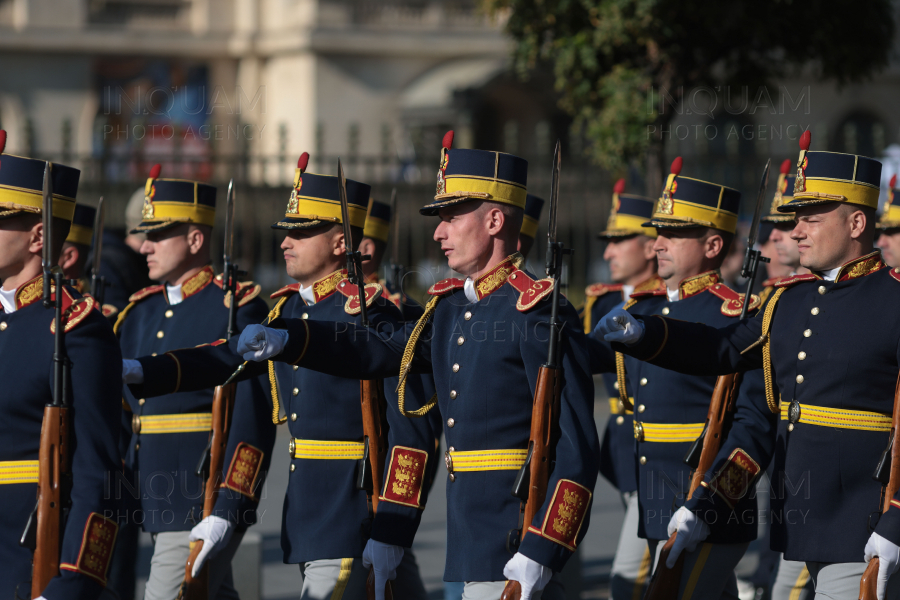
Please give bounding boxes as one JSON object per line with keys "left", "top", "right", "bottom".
{"left": 704, "top": 232, "right": 725, "bottom": 260}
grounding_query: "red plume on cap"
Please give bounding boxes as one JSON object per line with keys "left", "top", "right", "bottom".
{"left": 298, "top": 152, "right": 309, "bottom": 172}
{"left": 442, "top": 130, "right": 454, "bottom": 149}
{"left": 891, "top": 174, "right": 897, "bottom": 189}
{"left": 670, "top": 157, "right": 683, "bottom": 175}
{"left": 0, "top": 130, "right": 6, "bottom": 154}
{"left": 613, "top": 179, "right": 626, "bottom": 194}
{"left": 799, "top": 130, "right": 811, "bottom": 151}
{"left": 780, "top": 159, "right": 791, "bottom": 175}
{"left": 149, "top": 163, "right": 162, "bottom": 179}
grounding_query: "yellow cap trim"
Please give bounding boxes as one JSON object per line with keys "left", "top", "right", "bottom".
{"left": 605, "top": 214, "right": 657, "bottom": 237}
{"left": 66, "top": 223, "right": 93, "bottom": 246}
{"left": 287, "top": 195, "right": 367, "bottom": 228}
{"left": 654, "top": 199, "right": 738, "bottom": 234}
{"left": 443, "top": 175, "right": 527, "bottom": 209}
{"left": 795, "top": 178, "right": 880, "bottom": 209}
{"left": 0, "top": 185, "right": 76, "bottom": 220}
{"left": 138, "top": 413, "right": 212, "bottom": 434}
{"left": 780, "top": 402, "right": 890, "bottom": 432}
{"left": 520, "top": 214, "right": 539, "bottom": 238}
{"left": 447, "top": 449, "right": 528, "bottom": 471}
{"left": 637, "top": 422, "right": 705, "bottom": 443}
{"left": 291, "top": 439, "right": 365, "bottom": 460}
{"left": 364, "top": 216, "right": 390, "bottom": 243}
{"left": 0, "top": 460, "right": 40, "bottom": 485}
{"left": 147, "top": 201, "right": 216, "bottom": 227}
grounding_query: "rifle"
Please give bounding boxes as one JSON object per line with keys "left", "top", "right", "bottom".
{"left": 179, "top": 179, "right": 239, "bottom": 600}
{"left": 387, "top": 188, "right": 403, "bottom": 320}
{"left": 502, "top": 141, "right": 571, "bottom": 600}
{"left": 22, "top": 162, "right": 73, "bottom": 598}
{"left": 859, "top": 373, "right": 900, "bottom": 600}
{"left": 337, "top": 161, "right": 392, "bottom": 600}
{"left": 90, "top": 196, "right": 106, "bottom": 304}
{"left": 644, "top": 159, "right": 771, "bottom": 599}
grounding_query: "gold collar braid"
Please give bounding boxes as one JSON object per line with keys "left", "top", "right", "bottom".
{"left": 397, "top": 295, "right": 440, "bottom": 417}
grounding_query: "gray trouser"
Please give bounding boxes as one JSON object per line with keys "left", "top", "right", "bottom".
{"left": 771, "top": 557, "right": 813, "bottom": 600}
{"left": 610, "top": 492, "right": 652, "bottom": 600}
{"left": 460, "top": 574, "right": 565, "bottom": 600}
{"left": 298, "top": 552, "right": 428, "bottom": 600}
{"left": 648, "top": 540, "right": 749, "bottom": 600}
{"left": 806, "top": 561, "right": 900, "bottom": 600}
{"left": 144, "top": 528, "right": 245, "bottom": 600}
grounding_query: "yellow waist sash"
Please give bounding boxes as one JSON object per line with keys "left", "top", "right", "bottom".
{"left": 290, "top": 439, "right": 365, "bottom": 460}
{"left": 634, "top": 422, "right": 705, "bottom": 443}
{"left": 445, "top": 449, "right": 528, "bottom": 473}
{"left": 0, "top": 460, "right": 39, "bottom": 484}
{"left": 780, "top": 402, "right": 891, "bottom": 432}
{"left": 609, "top": 397, "right": 635, "bottom": 416}
{"left": 134, "top": 413, "right": 212, "bottom": 434}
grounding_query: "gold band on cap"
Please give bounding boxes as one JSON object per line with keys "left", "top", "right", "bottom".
{"left": 0, "top": 185, "right": 76, "bottom": 221}
{"left": 364, "top": 217, "right": 390, "bottom": 242}
{"left": 66, "top": 223, "right": 93, "bottom": 246}
{"left": 442, "top": 175, "right": 527, "bottom": 209}
{"left": 146, "top": 201, "right": 216, "bottom": 227}
{"left": 653, "top": 199, "right": 738, "bottom": 234}
{"left": 794, "top": 178, "right": 879, "bottom": 210}
{"left": 520, "top": 214, "right": 539, "bottom": 238}
{"left": 287, "top": 195, "right": 367, "bottom": 228}
{"left": 605, "top": 214, "right": 657, "bottom": 237}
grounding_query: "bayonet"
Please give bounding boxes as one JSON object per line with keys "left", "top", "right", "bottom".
{"left": 545, "top": 141, "right": 561, "bottom": 278}
{"left": 389, "top": 188, "right": 399, "bottom": 278}
{"left": 42, "top": 163, "right": 54, "bottom": 308}
{"left": 223, "top": 179, "right": 239, "bottom": 339}
{"left": 90, "top": 197, "right": 106, "bottom": 303}
{"left": 738, "top": 159, "right": 772, "bottom": 320}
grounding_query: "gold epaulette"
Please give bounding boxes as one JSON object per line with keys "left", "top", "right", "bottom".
{"left": 336, "top": 279, "right": 383, "bottom": 315}
{"left": 707, "top": 282, "right": 761, "bottom": 317}
{"left": 507, "top": 268, "right": 554, "bottom": 312}
{"left": 585, "top": 282, "right": 623, "bottom": 298}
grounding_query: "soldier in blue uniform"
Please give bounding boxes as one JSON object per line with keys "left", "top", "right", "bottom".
{"left": 123, "top": 156, "right": 434, "bottom": 599}
{"left": 877, "top": 175, "right": 900, "bottom": 269}
{"left": 0, "top": 134, "right": 123, "bottom": 600}
{"left": 114, "top": 166, "right": 276, "bottom": 600}
{"left": 517, "top": 193, "right": 544, "bottom": 260}
{"left": 59, "top": 203, "right": 95, "bottom": 283}
{"left": 582, "top": 179, "right": 659, "bottom": 600}
{"left": 222, "top": 133, "right": 600, "bottom": 600}
{"left": 587, "top": 158, "right": 776, "bottom": 598}
{"left": 599, "top": 134, "right": 900, "bottom": 600}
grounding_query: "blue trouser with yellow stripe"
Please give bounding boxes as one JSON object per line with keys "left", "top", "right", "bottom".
{"left": 648, "top": 539, "right": 749, "bottom": 600}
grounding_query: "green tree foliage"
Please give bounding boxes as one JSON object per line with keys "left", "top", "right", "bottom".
{"left": 484, "top": 0, "right": 894, "bottom": 188}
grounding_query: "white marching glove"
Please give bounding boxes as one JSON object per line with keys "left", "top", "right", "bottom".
{"left": 237, "top": 324, "right": 289, "bottom": 362}
{"left": 865, "top": 531, "right": 900, "bottom": 600}
{"left": 595, "top": 308, "right": 644, "bottom": 345}
{"left": 122, "top": 359, "right": 144, "bottom": 384}
{"left": 188, "top": 515, "right": 234, "bottom": 578}
{"left": 362, "top": 539, "right": 404, "bottom": 600}
{"left": 666, "top": 506, "right": 711, "bottom": 568}
{"left": 503, "top": 552, "right": 553, "bottom": 600}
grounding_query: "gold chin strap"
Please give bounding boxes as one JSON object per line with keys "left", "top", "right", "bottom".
{"left": 267, "top": 297, "right": 290, "bottom": 425}
{"left": 397, "top": 295, "right": 440, "bottom": 418}
{"left": 614, "top": 298, "right": 639, "bottom": 411}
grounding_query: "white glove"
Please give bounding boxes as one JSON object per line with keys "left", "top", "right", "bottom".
{"left": 123, "top": 359, "right": 144, "bottom": 384}
{"left": 237, "top": 324, "right": 289, "bottom": 361}
{"left": 188, "top": 515, "right": 234, "bottom": 578}
{"left": 865, "top": 531, "right": 900, "bottom": 600}
{"left": 362, "top": 539, "right": 404, "bottom": 600}
{"left": 665, "top": 506, "right": 711, "bottom": 568}
{"left": 503, "top": 552, "right": 553, "bottom": 600}
{"left": 595, "top": 308, "right": 644, "bottom": 345}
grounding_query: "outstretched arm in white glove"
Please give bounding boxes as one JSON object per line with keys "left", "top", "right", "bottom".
{"left": 188, "top": 515, "right": 235, "bottom": 577}
{"left": 237, "top": 324, "right": 289, "bottom": 362}
{"left": 362, "top": 539, "right": 404, "bottom": 600}
{"left": 503, "top": 552, "right": 553, "bottom": 600}
{"left": 595, "top": 307, "right": 644, "bottom": 346}
{"left": 865, "top": 531, "right": 900, "bottom": 600}
{"left": 665, "top": 506, "right": 711, "bottom": 568}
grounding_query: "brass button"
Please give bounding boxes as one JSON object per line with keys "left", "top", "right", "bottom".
{"left": 290, "top": 464, "right": 295, "bottom": 472}
{"left": 662, "top": 307, "right": 670, "bottom": 315}
{"left": 464, "top": 311, "right": 472, "bottom": 320}
{"left": 616, "top": 416, "right": 625, "bottom": 425}
{"left": 135, "top": 443, "right": 140, "bottom": 450}
{"left": 633, "top": 421, "right": 644, "bottom": 442}
{"left": 818, "top": 286, "right": 826, "bottom": 295}
{"left": 798, "top": 351, "right": 807, "bottom": 360}
{"left": 452, "top": 363, "right": 459, "bottom": 373}
{"left": 457, "top": 336, "right": 465, "bottom": 346}
{"left": 291, "top": 413, "right": 297, "bottom": 422}
{"left": 449, "top": 473, "right": 456, "bottom": 482}
{"left": 803, "top": 329, "right": 812, "bottom": 338}
{"left": 131, "top": 415, "right": 141, "bottom": 434}
{"left": 301, "top": 313, "right": 309, "bottom": 319}
{"left": 292, "top": 387, "right": 299, "bottom": 396}
{"left": 447, "top": 418, "right": 455, "bottom": 428}
{"left": 165, "top": 310, "right": 174, "bottom": 318}
{"left": 151, "top": 353, "right": 157, "bottom": 357}
{"left": 449, "top": 390, "right": 457, "bottom": 399}
{"left": 448, "top": 446, "right": 455, "bottom": 452}
{"left": 613, "top": 381, "right": 619, "bottom": 390}
{"left": 288, "top": 439, "right": 295, "bottom": 455}
{"left": 796, "top": 374, "right": 804, "bottom": 384}
{"left": 637, "top": 404, "right": 645, "bottom": 413}
{"left": 0, "top": 322, "right": 7, "bottom": 331}
{"left": 139, "top": 398, "right": 146, "bottom": 406}
{"left": 811, "top": 307, "right": 819, "bottom": 315}
{"left": 640, "top": 377, "right": 648, "bottom": 386}
{"left": 639, "top": 456, "right": 647, "bottom": 465}
{"left": 293, "top": 365, "right": 299, "bottom": 371}
{"left": 156, "top": 330, "right": 164, "bottom": 339}
{"left": 788, "top": 423, "right": 795, "bottom": 432}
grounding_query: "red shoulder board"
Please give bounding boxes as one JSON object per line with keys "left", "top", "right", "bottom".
{"left": 222, "top": 442, "right": 264, "bottom": 499}
{"left": 270, "top": 283, "right": 301, "bottom": 299}
{"left": 219, "top": 280, "right": 262, "bottom": 308}
{"left": 892, "top": 268, "right": 900, "bottom": 283}
{"left": 708, "top": 283, "right": 760, "bottom": 317}
{"left": 101, "top": 304, "right": 118, "bottom": 319}
{"left": 50, "top": 292, "right": 96, "bottom": 333}
{"left": 338, "top": 280, "right": 383, "bottom": 315}
{"left": 761, "top": 277, "right": 780, "bottom": 288}
{"left": 774, "top": 273, "right": 820, "bottom": 288}
{"left": 507, "top": 269, "right": 554, "bottom": 312}
{"left": 59, "top": 512, "right": 118, "bottom": 585}
{"left": 128, "top": 284, "right": 164, "bottom": 303}
{"left": 427, "top": 278, "right": 465, "bottom": 296}
{"left": 585, "top": 282, "right": 623, "bottom": 298}
{"left": 380, "top": 445, "right": 428, "bottom": 509}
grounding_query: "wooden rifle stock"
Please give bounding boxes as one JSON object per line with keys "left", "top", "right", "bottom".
{"left": 179, "top": 382, "right": 236, "bottom": 600}
{"left": 360, "top": 378, "right": 393, "bottom": 600}
{"left": 644, "top": 373, "right": 741, "bottom": 600}
{"left": 31, "top": 405, "right": 70, "bottom": 598}
{"left": 859, "top": 372, "right": 900, "bottom": 600}
{"left": 500, "top": 365, "right": 562, "bottom": 600}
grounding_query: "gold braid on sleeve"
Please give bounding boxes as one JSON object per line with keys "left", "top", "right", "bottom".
{"left": 267, "top": 297, "right": 289, "bottom": 425}
{"left": 760, "top": 288, "right": 786, "bottom": 414}
{"left": 614, "top": 298, "right": 639, "bottom": 411}
{"left": 397, "top": 295, "right": 440, "bottom": 418}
